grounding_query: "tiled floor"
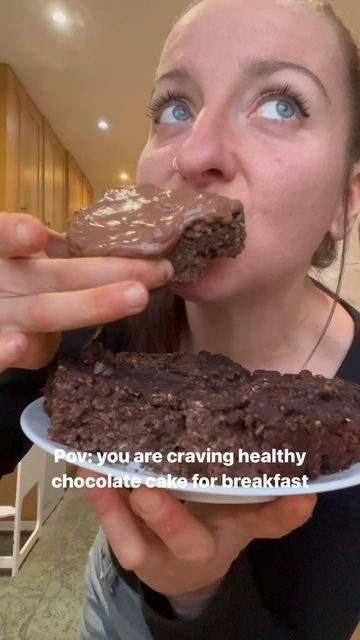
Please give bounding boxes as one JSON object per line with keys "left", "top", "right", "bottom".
{"left": 0, "top": 489, "right": 98, "bottom": 640}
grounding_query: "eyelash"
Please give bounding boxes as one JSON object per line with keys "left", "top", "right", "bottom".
{"left": 147, "top": 84, "right": 310, "bottom": 122}
{"left": 260, "top": 83, "right": 310, "bottom": 118}
{"left": 147, "top": 90, "right": 187, "bottom": 122}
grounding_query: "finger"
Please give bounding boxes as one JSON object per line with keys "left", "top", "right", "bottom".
{"left": 243, "top": 494, "right": 317, "bottom": 540}
{"left": 129, "top": 486, "right": 216, "bottom": 563}
{"left": 0, "top": 213, "right": 48, "bottom": 258}
{"left": 1, "top": 280, "right": 150, "bottom": 333}
{"left": 0, "top": 255, "right": 174, "bottom": 296}
{"left": 78, "top": 469, "right": 151, "bottom": 570}
{"left": 0, "top": 332, "right": 28, "bottom": 373}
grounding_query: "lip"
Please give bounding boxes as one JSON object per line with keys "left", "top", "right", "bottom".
{"left": 157, "top": 181, "right": 246, "bottom": 205}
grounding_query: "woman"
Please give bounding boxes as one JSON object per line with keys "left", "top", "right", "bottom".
{"left": 0, "top": 0, "right": 359, "bottom": 638}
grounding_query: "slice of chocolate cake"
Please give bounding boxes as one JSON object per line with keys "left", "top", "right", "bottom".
{"left": 44, "top": 344, "right": 360, "bottom": 481}
{"left": 66, "top": 185, "right": 246, "bottom": 283}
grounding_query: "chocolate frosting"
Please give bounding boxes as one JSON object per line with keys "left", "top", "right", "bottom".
{"left": 66, "top": 184, "right": 244, "bottom": 258}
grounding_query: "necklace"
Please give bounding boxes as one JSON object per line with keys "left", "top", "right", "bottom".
{"left": 298, "top": 259, "right": 345, "bottom": 373}
{"left": 298, "top": 296, "right": 338, "bottom": 372}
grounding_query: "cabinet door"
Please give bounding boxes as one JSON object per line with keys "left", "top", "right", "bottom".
{"left": 67, "top": 152, "right": 83, "bottom": 217}
{"left": 54, "top": 140, "right": 67, "bottom": 231}
{"left": 18, "top": 97, "right": 43, "bottom": 219}
{"left": 1, "top": 65, "right": 43, "bottom": 220}
{"left": 43, "top": 120, "right": 66, "bottom": 232}
{"left": 82, "top": 174, "right": 93, "bottom": 208}
{"left": 3, "top": 79, "right": 21, "bottom": 213}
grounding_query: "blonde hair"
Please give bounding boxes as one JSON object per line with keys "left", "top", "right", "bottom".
{"left": 305, "top": 1, "right": 360, "bottom": 266}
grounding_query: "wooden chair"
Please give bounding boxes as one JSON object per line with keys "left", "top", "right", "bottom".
{"left": 0, "top": 445, "right": 46, "bottom": 576}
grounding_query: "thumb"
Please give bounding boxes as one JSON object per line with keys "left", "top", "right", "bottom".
{"left": 44, "top": 229, "right": 71, "bottom": 258}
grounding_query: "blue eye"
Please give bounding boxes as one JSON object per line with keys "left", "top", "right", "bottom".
{"left": 257, "top": 99, "right": 296, "bottom": 121}
{"left": 147, "top": 91, "right": 192, "bottom": 124}
{"left": 158, "top": 104, "right": 191, "bottom": 124}
{"left": 255, "top": 86, "right": 310, "bottom": 120}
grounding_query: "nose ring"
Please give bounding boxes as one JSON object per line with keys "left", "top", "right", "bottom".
{"left": 173, "top": 156, "right": 183, "bottom": 175}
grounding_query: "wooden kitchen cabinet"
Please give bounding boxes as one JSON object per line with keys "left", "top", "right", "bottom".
{"left": 0, "top": 64, "right": 94, "bottom": 228}
{"left": 82, "top": 173, "right": 93, "bottom": 208}
{"left": 66, "top": 151, "right": 83, "bottom": 216}
{"left": 43, "top": 119, "right": 67, "bottom": 232}
{"left": 0, "top": 63, "right": 43, "bottom": 220}
{"left": 66, "top": 152, "right": 94, "bottom": 218}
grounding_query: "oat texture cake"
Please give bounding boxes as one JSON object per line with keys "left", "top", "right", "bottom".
{"left": 44, "top": 344, "right": 360, "bottom": 481}
{"left": 66, "top": 184, "right": 246, "bottom": 283}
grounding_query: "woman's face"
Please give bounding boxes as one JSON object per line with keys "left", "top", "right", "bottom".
{"left": 136, "top": 0, "right": 350, "bottom": 301}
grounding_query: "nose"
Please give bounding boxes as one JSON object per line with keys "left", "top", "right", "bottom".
{"left": 175, "top": 107, "right": 239, "bottom": 189}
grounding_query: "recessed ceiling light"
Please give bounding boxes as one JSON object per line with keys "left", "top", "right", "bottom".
{"left": 120, "top": 172, "right": 130, "bottom": 181}
{"left": 51, "top": 10, "right": 67, "bottom": 25}
{"left": 98, "top": 120, "right": 109, "bottom": 130}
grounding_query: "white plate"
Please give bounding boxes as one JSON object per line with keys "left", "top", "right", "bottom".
{"left": 21, "top": 398, "right": 360, "bottom": 504}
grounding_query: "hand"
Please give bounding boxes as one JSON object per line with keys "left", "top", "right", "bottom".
{"left": 0, "top": 213, "right": 173, "bottom": 372}
{"left": 80, "top": 469, "right": 317, "bottom": 598}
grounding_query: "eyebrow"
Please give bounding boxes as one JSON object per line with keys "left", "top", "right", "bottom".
{"left": 152, "top": 59, "right": 330, "bottom": 102}
{"left": 151, "top": 68, "right": 189, "bottom": 96}
{"left": 244, "top": 59, "right": 330, "bottom": 102}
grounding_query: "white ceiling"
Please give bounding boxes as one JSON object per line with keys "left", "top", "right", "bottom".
{"left": 0, "top": 0, "right": 359, "bottom": 197}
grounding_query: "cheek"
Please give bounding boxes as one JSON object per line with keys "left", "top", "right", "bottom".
{"left": 136, "top": 141, "right": 171, "bottom": 185}
{"left": 248, "top": 144, "right": 344, "bottom": 254}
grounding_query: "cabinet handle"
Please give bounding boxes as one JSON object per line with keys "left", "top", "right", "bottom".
{"left": 20, "top": 206, "right": 29, "bottom": 213}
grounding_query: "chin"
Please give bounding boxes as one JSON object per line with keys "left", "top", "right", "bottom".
{"left": 169, "top": 257, "right": 239, "bottom": 302}
{"left": 169, "top": 281, "right": 208, "bottom": 302}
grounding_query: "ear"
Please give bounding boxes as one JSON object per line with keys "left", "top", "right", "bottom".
{"left": 330, "top": 161, "right": 360, "bottom": 241}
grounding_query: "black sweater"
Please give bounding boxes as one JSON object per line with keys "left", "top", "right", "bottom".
{"left": 0, "top": 302, "right": 359, "bottom": 639}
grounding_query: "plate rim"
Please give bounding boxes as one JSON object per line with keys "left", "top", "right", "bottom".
{"left": 20, "top": 397, "right": 360, "bottom": 498}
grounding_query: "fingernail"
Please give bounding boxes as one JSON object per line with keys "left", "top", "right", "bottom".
{"left": 16, "top": 222, "right": 37, "bottom": 247}
{"left": 134, "top": 489, "right": 164, "bottom": 515}
{"left": 162, "top": 260, "right": 174, "bottom": 281}
{"left": 124, "top": 284, "right": 147, "bottom": 310}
